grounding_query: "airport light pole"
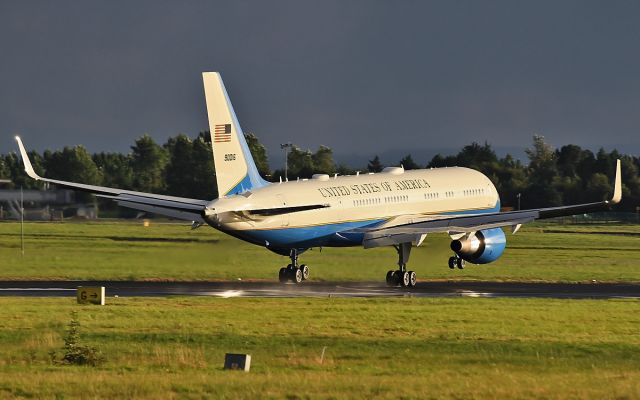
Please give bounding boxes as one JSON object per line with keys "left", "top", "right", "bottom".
{"left": 517, "top": 193, "right": 521, "bottom": 211}
{"left": 20, "top": 186, "right": 24, "bottom": 256}
{"left": 280, "top": 143, "right": 293, "bottom": 181}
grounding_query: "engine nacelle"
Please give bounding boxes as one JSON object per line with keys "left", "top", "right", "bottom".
{"left": 450, "top": 228, "right": 506, "bottom": 264}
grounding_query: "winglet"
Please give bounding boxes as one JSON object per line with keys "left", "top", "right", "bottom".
{"left": 14, "top": 136, "right": 41, "bottom": 180}
{"left": 610, "top": 159, "right": 622, "bottom": 204}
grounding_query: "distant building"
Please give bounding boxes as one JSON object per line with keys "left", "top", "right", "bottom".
{"left": 0, "top": 181, "right": 96, "bottom": 220}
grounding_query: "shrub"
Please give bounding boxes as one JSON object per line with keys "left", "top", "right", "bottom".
{"left": 52, "top": 311, "right": 104, "bottom": 366}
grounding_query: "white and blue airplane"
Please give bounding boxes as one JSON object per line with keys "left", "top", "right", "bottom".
{"left": 15, "top": 72, "right": 622, "bottom": 286}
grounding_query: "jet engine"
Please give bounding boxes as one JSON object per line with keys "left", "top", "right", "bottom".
{"left": 450, "top": 228, "right": 506, "bottom": 264}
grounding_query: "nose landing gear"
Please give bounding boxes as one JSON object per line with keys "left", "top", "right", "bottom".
{"left": 448, "top": 255, "right": 465, "bottom": 269}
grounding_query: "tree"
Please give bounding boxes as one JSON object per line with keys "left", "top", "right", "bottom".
{"left": 164, "top": 134, "right": 195, "bottom": 198}
{"left": 456, "top": 142, "right": 498, "bottom": 170}
{"left": 526, "top": 135, "right": 557, "bottom": 182}
{"left": 620, "top": 155, "right": 640, "bottom": 209}
{"left": 43, "top": 145, "right": 102, "bottom": 202}
{"left": 427, "top": 153, "right": 457, "bottom": 168}
{"left": 594, "top": 148, "right": 617, "bottom": 177}
{"left": 191, "top": 132, "right": 217, "bottom": 199}
{"left": 93, "top": 152, "right": 133, "bottom": 189}
{"left": 556, "top": 144, "right": 584, "bottom": 178}
{"left": 336, "top": 163, "right": 356, "bottom": 176}
{"left": 1, "top": 154, "right": 18, "bottom": 188}
{"left": 0, "top": 157, "right": 9, "bottom": 181}
{"left": 586, "top": 173, "right": 612, "bottom": 201}
{"left": 3, "top": 151, "right": 46, "bottom": 190}
{"left": 244, "top": 132, "right": 271, "bottom": 178}
{"left": 492, "top": 154, "right": 527, "bottom": 208}
{"left": 131, "top": 134, "right": 168, "bottom": 193}
{"left": 399, "top": 154, "right": 420, "bottom": 170}
{"left": 524, "top": 135, "right": 561, "bottom": 207}
{"left": 312, "top": 145, "right": 336, "bottom": 174}
{"left": 162, "top": 133, "right": 217, "bottom": 199}
{"left": 367, "top": 155, "right": 384, "bottom": 172}
{"left": 44, "top": 146, "right": 102, "bottom": 185}
{"left": 285, "top": 146, "right": 314, "bottom": 179}
{"left": 271, "top": 144, "right": 338, "bottom": 180}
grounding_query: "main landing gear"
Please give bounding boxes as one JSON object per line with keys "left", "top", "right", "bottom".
{"left": 448, "top": 255, "right": 465, "bottom": 269}
{"left": 278, "top": 249, "right": 309, "bottom": 284}
{"left": 385, "top": 242, "right": 417, "bottom": 288}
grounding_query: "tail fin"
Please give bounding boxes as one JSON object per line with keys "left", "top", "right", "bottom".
{"left": 202, "top": 72, "right": 269, "bottom": 197}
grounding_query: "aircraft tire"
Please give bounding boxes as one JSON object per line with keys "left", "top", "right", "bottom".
{"left": 300, "top": 264, "right": 309, "bottom": 280}
{"left": 400, "top": 271, "right": 410, "bottom": 287}
{"left": 293, "top": 268, "right": 303, "bottom": 284}
{"left": 408, "top": 271, "right": 417, "bottom": 287}
{"left": 385, "top": 270, "right": 396, "bottom": 286}
{"left": 456, "top": 258, "right": 465, "bottom": 269}
{"left": 448, "top": 257, "right": 456, "bottom": 269}
{"left": 278, "top": 267, "right": 288, "bottom": 283}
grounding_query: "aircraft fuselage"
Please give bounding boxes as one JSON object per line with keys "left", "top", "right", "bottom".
{"left": 204, "top": 166, "right": 500, "bottom": 254}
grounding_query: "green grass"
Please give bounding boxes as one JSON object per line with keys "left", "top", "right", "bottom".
{"left": 1, "top": 221, "right": 639, "bottom": 398}
{"left": 0, "top": 297, "right": 638, "bottom": 399}
{"left": 0, "top": 220, "right": 639, "bottom": 282}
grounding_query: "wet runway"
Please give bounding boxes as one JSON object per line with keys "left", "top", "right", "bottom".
{"left": 0, "top": 280, "right": 639, "bottom": 299}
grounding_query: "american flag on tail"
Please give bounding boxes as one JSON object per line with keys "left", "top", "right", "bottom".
{"left": 214, "top": 124, "right": 232, "bottom": 143}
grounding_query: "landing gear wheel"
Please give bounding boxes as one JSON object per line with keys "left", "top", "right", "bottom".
{"left": 293, "top": 268, "right": 303, "bottom": 284}
{"left": 448, "top": 257, "right": 456, "bottom": 269}
{"left": 393, "top": 270, "right": 403, "bottom": 286}
{"left": 385, "top": 270, "right": 396, "bottom": 286}
{"left": 278, "top": 267, "right": 288, "bottom": 283}
{"left": 456, "top": 258, "right": 465, "bottom": 269}
{"left": 400, "top": 271, "right": 410, "bottom": 287}
{"left": 408, "top": 271, "right": 417, "bottom": 287}
{"left": 300, "top": 265, "right": 309, "bottom": 281}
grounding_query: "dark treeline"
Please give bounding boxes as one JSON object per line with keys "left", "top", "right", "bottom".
{"left": 423, "top": 136, "right": 640, "bottom": 211}
{"left": 1, "top": 133, "right": 638, "bottom": 211}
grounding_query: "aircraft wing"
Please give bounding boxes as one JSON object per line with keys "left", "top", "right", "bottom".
{"left": 16, "top": 137, "right": 208, "bottom": 222}
{"left": 349, "top": 160, "right": 622, "bottom": 248}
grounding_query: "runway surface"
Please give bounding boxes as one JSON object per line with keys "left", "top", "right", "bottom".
{"left": 0, "top": 280, "right": 639, "bottom": 299}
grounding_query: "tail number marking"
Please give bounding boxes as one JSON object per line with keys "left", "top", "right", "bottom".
{"left": 224, "top": 153, "right": 237, "bottom": 161}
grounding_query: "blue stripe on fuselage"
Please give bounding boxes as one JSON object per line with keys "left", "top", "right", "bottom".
{"left": 234, "top": 201, "right": 502, "bottom": 250}
{"left": 234, "top": 219, "right": 386, "bottom": 249}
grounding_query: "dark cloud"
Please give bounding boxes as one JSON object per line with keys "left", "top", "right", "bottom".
{"left": 2, "top": 0, "right": 640, "bottom": 166}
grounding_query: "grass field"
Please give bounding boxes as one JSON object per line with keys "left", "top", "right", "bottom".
{"left": 0, "top": 297, "right": 638, "bottom": 399}
{"left": 0, "top": 220, "right": 639, "bottom": 282}
{"left": 1, "top": 220, "right": 639, "bottom": 399}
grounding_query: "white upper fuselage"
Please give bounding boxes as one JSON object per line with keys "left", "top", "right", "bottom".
{"left": 204, "top": 166, "right": 500, "bottom": 252}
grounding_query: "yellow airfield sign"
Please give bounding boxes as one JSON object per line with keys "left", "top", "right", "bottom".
{"left": 77, "top": 286, "right": 105, "bottom": 305}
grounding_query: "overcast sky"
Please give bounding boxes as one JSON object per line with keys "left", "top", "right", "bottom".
{"left": 1, "top": 0, "right": 639, "bottom": 166}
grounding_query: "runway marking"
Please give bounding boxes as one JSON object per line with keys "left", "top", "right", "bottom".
{"left": 213, "top": 290, "right": 244, "bottom": 298}
{"left": 458, "top": 290, "right": 494, "bottom": 298}
{"left": 0, "top": 288, "right": 75, "bottom": 291}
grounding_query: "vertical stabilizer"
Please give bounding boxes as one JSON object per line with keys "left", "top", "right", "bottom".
{"left": 202, "top": 72, "right": 269, "bottom": 197}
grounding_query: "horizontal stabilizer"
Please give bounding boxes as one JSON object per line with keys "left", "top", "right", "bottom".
{"left": 116, "top": 201, "right": 204, "bottom": 223}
